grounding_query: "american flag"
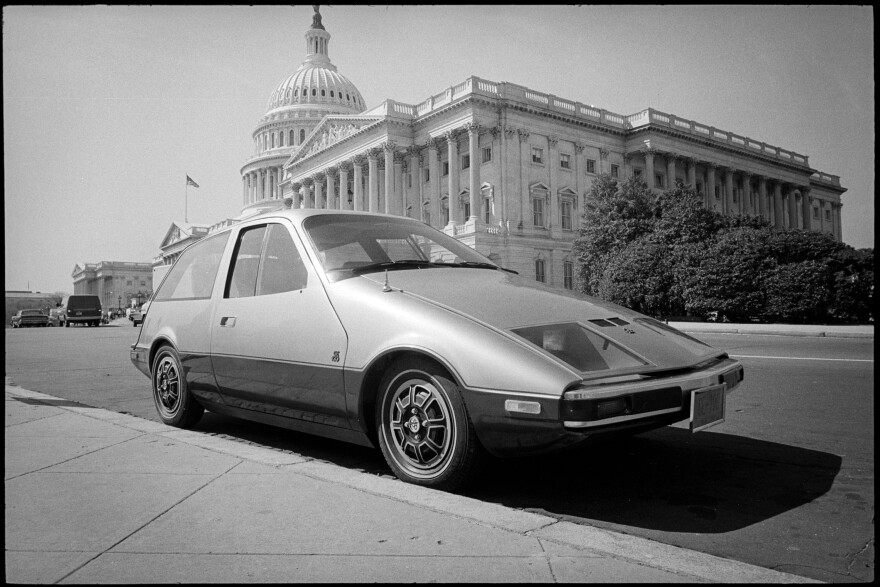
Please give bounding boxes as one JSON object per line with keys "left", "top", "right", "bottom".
{"left": 186, "top": 175, "right": 200, "bottom": 188}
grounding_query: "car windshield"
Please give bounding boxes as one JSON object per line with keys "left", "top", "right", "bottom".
{"left": 302, "top": 214, "right": 502, "bottom": 280}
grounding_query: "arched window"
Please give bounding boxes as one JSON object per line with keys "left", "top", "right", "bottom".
{"left": 330, "top": 90, "right": 334, "bottom": 98}
{"left": 300, "top": 129, "right": 305, "bottom": 143}
{"left": 312, "top": 88, "right": 316, "bottom": 97}
{"left": 289, "top": 130, "right": 294, "bottom": 145}
{"left": 321, "top": 89, "right": 326, "bottom": 97}
{"left": 294, "top": 88, "right": 298, "bottom": 97}
{"left": 271, "top": 133, "right": 275, "bottom": 149}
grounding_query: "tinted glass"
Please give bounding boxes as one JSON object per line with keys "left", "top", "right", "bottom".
{"left": 154, "top": 233, "right": 229, "bottom": 301}
{"left": 66, "top": 296, "right": 101, "bottom": 310}
{"left": 303, "top": 215, "right": 494, "bottom": 274}
{"left": 257, "top": 224, "right": 308, "bottom": 295}
{"left": 227, "top": 226, "right": 266, "bottom": 299}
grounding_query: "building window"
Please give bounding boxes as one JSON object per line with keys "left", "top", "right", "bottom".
{"left": 696, "top": 182, "right": 703, "bottom": 195}
{"left": 586, "top": 159, "right": 596, "bottom": 174}
{"left": 563, "top": 261, "right": 574, "bottom": 290}
{"left": 532, "top": 197, "right": 545, "bottom": 227}
{"left": 610, "top": 164, "right": 619, "bottom": 178}
{"left": 535, "top": 259, "right": 546, "bottom": 283}
{"left": 484, "top": 199, "right": 491, "bottom": 224}
{"left": 424, "top": 168, "right": 430, "bottom": 182}
{"left": 560, "top": 153, "right": 571, "bottom": 169}
{"left": 126, "top": 280, "right": 133, "bottom": 286}
{"left": 463, "top": 201, "right": 470, "bottom": 219}
{"left": 813, "top": 206, "right": 819, "bottom": 219}
{"left": 825, "top": 209, "right": 831, "bottom": 221}
{"left": 655, "top": 173, "right": 664, "bottom": 188}
{"left": 715, "top": 186, "right": 721, "bottom": 200}
{"left": 140, "top": 281, "right": 146, "bottom": 287}
{"left": 462, "top": 154, "right": 470, "bottom": 170}
{"left": 300, "top": 129, "right": 305, "bottom": 143}
{"left": 634, "top": 169, "right": 643, "bottom": 180}
{"left": 532, "top": 147, "right": 544, "bottom": 165}
{"left": 442, "top": 161, "right": 449, "bottom": 176}
{"left": 482, "top": 146, "right": 492, "bottom": 163}
{"left": 406, "top": 174, "right": 412, "bottom": 188}
{"left": 561, "top": 200, "right": 573, "bottom": 230}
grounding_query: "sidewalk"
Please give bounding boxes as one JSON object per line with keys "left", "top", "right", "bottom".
{"left": 668, "top": 321, "right": 873, "bottom": 339}
{"left": 5, "top": 384, "right": 817, "bottom": 584}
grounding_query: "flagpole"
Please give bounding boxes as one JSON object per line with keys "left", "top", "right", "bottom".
{"left": 185, "top": 180, "right": 188, "bottom": 223}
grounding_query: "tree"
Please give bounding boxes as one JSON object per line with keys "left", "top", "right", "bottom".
{"left": 574, "top": 174, "right": 654, "bottom": 295}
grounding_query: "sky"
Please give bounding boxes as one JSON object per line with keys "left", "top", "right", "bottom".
{"left": 3, "top": 5, "right": 874, "bottom": 295}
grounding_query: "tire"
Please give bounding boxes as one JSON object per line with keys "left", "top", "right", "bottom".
{"left": 151, "top": 345, "right": 204, "bottom": 428}
{"left": 376, "top": 357, "right": 484, "bottom": 491}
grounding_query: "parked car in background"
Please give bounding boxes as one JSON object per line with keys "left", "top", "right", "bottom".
{"left": 11, "top": 309, "right": 49, "bottom": 328}
{"left": 131, "top": 210, "right": 745, "bottom": 491}
{"left": 60, "top": 295, "right": 102, "bottom": 327}
{"left": 47, "top": 308, "right": 64, "bottom": 326}
{"left": 131, "top": 301, "right": 151, "bottom": 327}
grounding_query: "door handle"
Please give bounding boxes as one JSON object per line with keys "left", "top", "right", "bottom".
{"left": 220, "top": 316, "right": 236, "bottom": 327}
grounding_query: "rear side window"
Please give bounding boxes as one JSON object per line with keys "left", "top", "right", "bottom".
{"left": 154, "top": 233, "right": 230, "bottom": 301}
{"left": 226, "top": 223, "right": 308, "bottom": 298}
{"left": 66, "top": 296, "right": 101, "bottom": 310}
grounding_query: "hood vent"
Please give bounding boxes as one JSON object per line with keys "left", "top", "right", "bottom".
{"left": 589, "top": 317, "right": 630, "bottom": 328}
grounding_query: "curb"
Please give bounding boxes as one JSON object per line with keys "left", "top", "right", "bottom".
{"left": 5, "top": 384, "right": 818, "bottom": 583}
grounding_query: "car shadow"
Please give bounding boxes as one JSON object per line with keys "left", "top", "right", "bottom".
{"left": 462, "top": 426, "right": 842, "bottom": 534}
{"left": 193, "top": 412, "right": 840, "bottom": 535}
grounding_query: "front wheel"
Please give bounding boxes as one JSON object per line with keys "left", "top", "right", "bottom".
{"left": 376, "top": 357, "right": 484, "bottom": 491}
{"left": 151, "top": 345, "right": 204, "bottom": 428}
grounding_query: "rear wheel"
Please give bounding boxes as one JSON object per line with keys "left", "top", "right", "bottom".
{"left": 151, "top": 345, "right": 204, "bottom": 428}
{"left": 376, "top": 357, "right": 484, "bottom": 491}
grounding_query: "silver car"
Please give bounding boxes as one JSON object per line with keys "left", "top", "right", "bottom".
{"left": 131, "top": 210, "right": 744, "bottom": 490}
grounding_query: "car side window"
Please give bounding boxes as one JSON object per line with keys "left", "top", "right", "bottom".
{"left": 154, "top": 233, "right": 230, "bottom": 301}
{"left": 257, "top": 224, "right": 308, "bottom": 295}
{"left": 227, "top": 226, "right": 266, "bottom": 299}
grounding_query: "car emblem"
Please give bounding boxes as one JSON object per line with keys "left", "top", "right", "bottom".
{"left": 406, "top": 415, "right": 421, "bottom": 433}
{"left": 624, "top": 328, "right": 636, "bottom": 334}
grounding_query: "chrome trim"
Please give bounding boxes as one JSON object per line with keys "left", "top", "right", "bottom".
{"left": 564, "top": 406, "right": 682, "bottom": 429}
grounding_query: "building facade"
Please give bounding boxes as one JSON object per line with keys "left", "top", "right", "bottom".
{"left": 71, "top": 261, "right": 153, "bottom": 309}
{"left": 234, "top": 9, "right": 846, "bottom": 290}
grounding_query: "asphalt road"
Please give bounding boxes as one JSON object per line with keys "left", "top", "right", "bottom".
{"left": 5, "top": 323, "right": 874, "bottom": 583}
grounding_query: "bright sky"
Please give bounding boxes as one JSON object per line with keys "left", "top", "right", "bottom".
{"left": 4, "top": 5, "right": 874, "bottom": 295}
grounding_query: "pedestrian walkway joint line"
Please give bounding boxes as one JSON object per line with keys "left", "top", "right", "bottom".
{"left": 54, "top": 459, "right": 244, "bottom": 583}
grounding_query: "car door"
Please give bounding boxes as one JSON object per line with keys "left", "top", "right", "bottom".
{"left": 210, "top": 221, "right": 350, "bottom": 428}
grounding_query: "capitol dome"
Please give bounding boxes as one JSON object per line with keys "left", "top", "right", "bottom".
{"left": 241, "top": 6, "right": 366, "bottom": 213}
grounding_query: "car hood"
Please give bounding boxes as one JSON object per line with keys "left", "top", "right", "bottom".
{"left": 360, "top": 268, "right": 721, "bottom": 372}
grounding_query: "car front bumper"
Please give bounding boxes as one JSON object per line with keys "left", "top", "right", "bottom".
{"left": 463, "top": 357, "right": 744, "bottom": 457}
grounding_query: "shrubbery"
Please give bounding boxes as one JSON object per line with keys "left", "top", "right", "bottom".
{"left": 573, "top": 174, "right": 873, "bottom": 324}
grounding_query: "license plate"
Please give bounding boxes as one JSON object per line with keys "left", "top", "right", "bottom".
{"left": 75, "top": 311, "right": 81, "bottom": 316}
{"left": 690, "top": 384, "right": 726, "bottom": 432}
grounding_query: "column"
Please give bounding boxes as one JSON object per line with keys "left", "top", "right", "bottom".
{"left": 353, "top": 155, "right": 365, "bottom": 212}
{"left": 325, "top": 168, "right": 337, "bottom": 210}
{"left": 576, "top": 143, "right": 586, "bottom": 228}
{"left": 393, "top": 152, "right": 404, "bottom": 216}
{"left": 242, "top": 176, "right": 247, "bottom": 206}
{"left": 339, "top": 164, "right": 350, "bottom": 210}
{"left": 742, "top": 172, "right": 753, "bottom": 216}
{"left": 687, "top": 158, "right": 697, "bottom": 188}
{"left": 368, "top": 150, "right": 379, "bottom": 213}
{"left": 773, "top": 182, "right": 784, "bottom": 228}
{"left": 427, "top": 138, "right": 441, "bottom": 227}
{"left": 467, "top": 123, "right": 481, "bottom": 222}
{"left": 291, "top": 182, "right": 301, "bottom": 209}
{"left": 725, "top": 170, "right": 734, "bottom": 216}
{"left": 758, "top": 176, "right": 768, "bottom": 220}
{"left": 276, "top": 168, "right": 283, "bottom": 199}
{"left": 517, "top": 128, "right": 530, "bottom": 227}
{"left": 311, "top": 177, "right": 323, "bottom": 209}
{"left": 264, "top": 168, "right": 271, "bottom": 201}
{"left": 446, "top": 130, "right": 460, "bottom": 225}
{"left": 666, "top": 154, "right": 677, "bottom": 189}
{"left": 707, "top": 164, "right": 716, "bottom": 210}
{"left": 644, "top": 149, "right": 655, "bottom": 191}
{"left": 787, "top": 185, "right": 799, "bottom": 229}
{"left": 383, "top": 142, "right": 395, "bottom": 215}
{"left": 409, "top": 147, "right": 421, "bottom": 221}
{"left": 801, "top": 186, "right": 812, "bottom": 231}
{"left": 818, "top": 199, "right": 825, "bottom": 233}
{"left": 548, "top": 135, "right": 559, "bottom": 233}
{"left": 301, "top": 180, "right": 313, "bottom": 209}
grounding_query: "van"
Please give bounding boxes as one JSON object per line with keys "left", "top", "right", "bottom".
{"left": 61, "top": 295, "right": 103, "bottom": 327}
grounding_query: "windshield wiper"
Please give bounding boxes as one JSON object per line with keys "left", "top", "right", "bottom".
{"left": 348, "top": 260, "right": 433, "bottom": 274}
{"left": 430, "top": 261, "right": 519, "bottom": 274}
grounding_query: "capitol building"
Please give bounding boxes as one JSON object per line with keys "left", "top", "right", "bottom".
{"left": 159, "top": 7, "right": 846, "bottom": 290}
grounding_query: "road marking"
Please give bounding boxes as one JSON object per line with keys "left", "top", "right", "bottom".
{"left": 731, "top": 354, "right": 873, "bottom": 363}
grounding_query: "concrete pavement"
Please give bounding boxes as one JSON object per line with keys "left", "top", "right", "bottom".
{"left": 5, "top": 382, "right": 819, "bottom": 584}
